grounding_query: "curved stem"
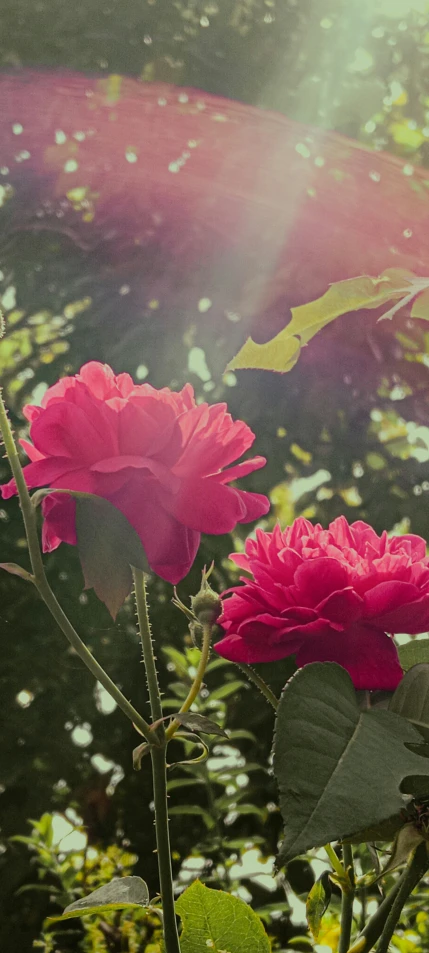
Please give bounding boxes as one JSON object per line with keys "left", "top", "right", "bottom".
{"left": 165, "top": 622, "right": 212, "bottom": 741}
{"left": 133, "top": 568, "right": 181, "bottom": 953}
{"left": 339, "top": 844, "right": 355, "bottom": 953}
{"left": 376, "top": 843, "right": 429, "bottom": 953}
{"left": 236, "top": 662, "right": 279, "bottom": 710}
{"left": 0, "top": 392, "right": 155, "bottom": 745}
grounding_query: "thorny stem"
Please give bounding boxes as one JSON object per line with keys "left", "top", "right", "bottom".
{"left": 347, "top": 843, "right": 429, "bottom": 953}
{"left": 0, "top": 391, "right": 155, "bottom": 745}
{"left": 165, "top": 621, "right": 212, "bottom": 741}
{"left": 376, "top": 843, "right": 429, "bottom": 953}
{"left": 236, "top": 662, "right": 279, "bottom": 710}
{"left": 133, "top": 568, "right": 181, "bottom": 953}
{"left": 339, "top": 843, "right": 355, "bottom": 953}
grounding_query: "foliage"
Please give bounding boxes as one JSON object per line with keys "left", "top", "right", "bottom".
{"left": 175, "top": 879, "right": 270, "bottom": 952}
{"left": 274, "top": 663, "right": 429, "bottom": 865}
{"left": 3, "top": 0, "right": 429, "bottom": 951}
{"left": 10, "top": 813, "right": 162, "bottom": 952}
{"left": 226, "top": 271, "right": 429, "bottom": 375}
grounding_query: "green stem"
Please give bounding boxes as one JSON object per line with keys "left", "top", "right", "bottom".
{"left": 151, "top": 745, "right": 181, "bottom": 953}
{"left": 236, "top": 662, "right": 279, "bottom": 710}
{"left": 376, "top": 843, "right": 429, "bottom": 953}
{"left": 339, "top": 843, "right": 355, "bottom": 953}
{"left": 0, "top": 390, "right": 46, "bottom": 580}
{"left": 133, "top": 568, "right": 181, "bottom": 953}
{"left": 133, "top": 568, "right": 164, "bottom": 726}
{"left": 325, "top": 843, "right": 347, "bottom": 881}
{"left": 165, "top": 622, "right": 212, "bottom": 741}
{"left": 0, "top": 391, "right": 155, "bottom": 745}
{"left": 346, "top": 843, "right": 428, "bottom": 953}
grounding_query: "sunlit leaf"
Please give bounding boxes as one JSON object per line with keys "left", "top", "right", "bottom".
{"left": 306, "top": 871, "right": 332, "bottom": 939}
{"left": 399, "top": 641, "right": 429, "bottom": 671}
{"left": 176, "top": 880, "right": 270, "bottom": 953}
{"left": 226, "top": 272, "right": 415, "bottom": 374}
{"left": 411, "top": 288, "right": 429, "bottom": 319}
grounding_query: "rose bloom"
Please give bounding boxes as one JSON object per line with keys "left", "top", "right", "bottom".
{"left": 1, "top": 362, "right": 269, "bottom": 583}
{"left": 215, "top": 517, "right": 429, "bottom": 690}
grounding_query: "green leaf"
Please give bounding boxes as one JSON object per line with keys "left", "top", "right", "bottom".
{"left": 343, "top": 814, "right": 404, "bottom": 844}
{"left": 226, "top": 272, "right": 415, "bottom": 375}
{"left": 132, "top": 741, "right": 150, "bottom": 771}
{"left": 273, "top": 663, "right": 429, "bottom": 865}
{"left": 32, "top": 813, "right": 54, "bottom": 847}
{"left": 36, "top": 488, "right": 149, "bottom": 616}
{"left": 215, "top": 801, "right": 267, "bottom": 821}
{"left": 411, "top": 288, "right": 429, "bottom": 319}
{"left": 169, "top": 805, "right": 216, "bottom": 829}
{"left": 399, "top": 641, "right": 429, "bottom": 672}
{"left": 306, "top": 871, "right": 332, "bottom": 940}
{"left": 389, "top": 663, "right": 429, "bottom": 741}
{"left": 0, "top": 562, "right": 33, "bottom": 582}
{"left": 380, "top": 823, "right": 425, "bottom": 876}
{"left": 209, "top": 680, "right": 246, "bottom": 701}
{"left": 47, "top": 876, "right": 149, "bottom": 924}
{"left": 172, "top": 712, "right": 228, "bottom": 738}
{"left": 75, "top": 495, "right": 149, "bottom": 618}
{"left": 166, "top": 777, "right": 206, "bottom": 792}
{"left": 176, "top": 880, "right": 270, "bottom": 953}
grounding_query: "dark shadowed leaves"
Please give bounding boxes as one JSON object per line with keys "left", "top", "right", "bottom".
{"left": 0, "top": 562, "right": 33, "bottom": 581}
{"left": 172, "top": 712, "right": 228, "bottom": 737}
{"left": 273, "top": 663, "right": 429, "bottom": 865}
{"left": 389, "top": 663, "right": 429, "bottom": 741}
{"left": 75, "top": 496, "right": 149, "bottom": 618}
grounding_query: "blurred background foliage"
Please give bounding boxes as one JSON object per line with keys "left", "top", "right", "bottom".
{"left": 2, "top": 0, "right": 429, "bottom": 950}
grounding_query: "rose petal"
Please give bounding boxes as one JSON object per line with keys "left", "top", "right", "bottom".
{"left": 295, "top": 623, "right": 403, "bottom": 691}
{"left": 316, "top": 587, "right": 363, "bottom": 624}
{"left": 293, "top": 557, "right": 350, "bottom": 607}
{"left": 30, "top": 401, "right": 117, "bottom": 462}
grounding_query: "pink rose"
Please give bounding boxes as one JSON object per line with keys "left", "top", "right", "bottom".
{"left": 1, "top": 362, "right": 269, "bottom": 584}
{"left": 215, "top": 517, "right": 429, "bottom": 690}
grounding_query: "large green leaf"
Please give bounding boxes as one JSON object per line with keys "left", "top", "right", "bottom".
{"left": 176, "top": 880, "right": 270, "bottom": 953}
{"left": 389, "top": 663, "right": 429, "bottom": 741}
{"left": 226, "top": 270, "right": 422, "bottom": 374}
{"left": 273, "top": 663, "right": 429, "bottom": 866}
